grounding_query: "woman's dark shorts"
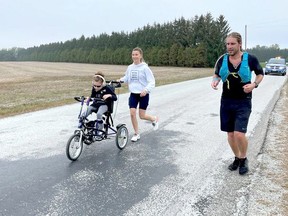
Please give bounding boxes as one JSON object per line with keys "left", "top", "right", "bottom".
{"left": 129, "top": 93, "right": 149, "bottom": 110}
{"left": 220, "top": 98, "right": 252, "bottom": 133}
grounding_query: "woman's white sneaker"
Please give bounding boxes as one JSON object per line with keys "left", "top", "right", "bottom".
{"left": 131, "top": 134, "right": 140, "bottom": 142}
{"left": 152, "top": 116, "right": 159, "bottom": 130}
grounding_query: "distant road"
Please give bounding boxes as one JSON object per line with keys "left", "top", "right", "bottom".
{"left": 0, "top": 75, "right": 287, "bottom": 215}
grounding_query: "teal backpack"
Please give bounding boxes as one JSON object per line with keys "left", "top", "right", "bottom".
{"left": 219, "top": 52, "right": 251, "bottom": 83}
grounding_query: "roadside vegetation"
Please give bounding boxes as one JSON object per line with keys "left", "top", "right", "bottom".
{"left": 1, "top": 14, "right": 287, "bottom": 67}
{"left": 0, "top": 13, "right": 230, "bottom": 67}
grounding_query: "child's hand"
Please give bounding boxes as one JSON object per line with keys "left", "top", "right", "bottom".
{"left": 102, "top": 94, "right": 111, "bottom": 100}
{"left": 85, "top": 97, "right": 91, "bottom": 105}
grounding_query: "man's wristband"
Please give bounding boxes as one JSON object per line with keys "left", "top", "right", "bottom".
{"left": 254, "top": 81, "right": 259, "bottom": 88}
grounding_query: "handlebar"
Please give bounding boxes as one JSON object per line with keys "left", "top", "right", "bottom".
{"left": 74, "top": 96, "right": 85, "bottom": 102}
{"left": 106, "top": 80, "right": 124, "bottom": 88}
{"left": 74, "top": 81, "right": 123, "bottom": 103}
{"left": 106, "top": 80, "right": 124, "bottom": 83}
{"left": 74, "top": 96, "right": 106, "bottom": 106}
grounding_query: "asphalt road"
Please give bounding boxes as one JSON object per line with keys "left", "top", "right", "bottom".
{"left": 0, "top": 75, "right": 287, "bottom": 216}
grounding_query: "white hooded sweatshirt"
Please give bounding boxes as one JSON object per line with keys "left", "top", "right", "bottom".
{"left": 120, "top": 62, "right": 155, "bottom": 94}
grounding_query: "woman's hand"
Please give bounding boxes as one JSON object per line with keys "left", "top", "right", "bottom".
{"left": 140, "top": 89, "right": 148, "bottom": 97}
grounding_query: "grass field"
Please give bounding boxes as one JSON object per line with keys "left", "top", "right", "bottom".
{"left": 0, "top": 62, "right": 213, "bottom": 118}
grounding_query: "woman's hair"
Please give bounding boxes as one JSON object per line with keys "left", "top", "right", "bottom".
{"left": 93, "top": 71, "right": 106, "bottom": 85}
{"left": 132, "top": 47, "right": 145, "bottom": 63}
{"left": 226, "top": 32, "right": 242, "bottom": 51}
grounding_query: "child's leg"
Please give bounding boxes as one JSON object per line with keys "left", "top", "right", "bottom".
{"left": 78, "top": 106, "right": 97, "bottom": 128}
{"left": 96, "top": 105, "right": 108, "bottom": 129}
{"left": 84, "top": 106, "right": 97, "bottom": 118}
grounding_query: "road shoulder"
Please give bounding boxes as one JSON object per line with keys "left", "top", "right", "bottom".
{"left": 248, "top": 79, "right": 288, "bottom": 215}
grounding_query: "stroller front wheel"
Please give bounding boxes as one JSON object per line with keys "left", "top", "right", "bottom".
{"left": 66, "top": 133, "right": 84, "bottom": 161}
{"left": 116, "top": 125, "right": 128, "bottom": 150}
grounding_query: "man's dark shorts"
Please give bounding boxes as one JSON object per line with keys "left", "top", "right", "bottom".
{"left": 220, "top": 98, "right": 252, "bottom": 133}
{"left": 129, "top": 93, "right": 149, "bottom": 110}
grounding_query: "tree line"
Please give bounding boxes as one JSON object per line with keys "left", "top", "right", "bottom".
{"left": 1, "top": 13, "right": 287, "bottom": 67}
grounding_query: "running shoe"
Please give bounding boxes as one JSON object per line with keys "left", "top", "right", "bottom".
{"left": 239, "top": 158, "right": 249, "bottom": 175}
{"left": 152, "top": 116, "right": 159, "bottom": 130}
{"left": 228, "top": 157, "right": 240, "bottom": 171}
{"left": 131, "top": 134, "right": 140, "bottom": 142}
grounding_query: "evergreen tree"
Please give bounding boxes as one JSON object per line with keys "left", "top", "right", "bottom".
{"left": 0, "top": 13, "right": 249, "bottom": 67}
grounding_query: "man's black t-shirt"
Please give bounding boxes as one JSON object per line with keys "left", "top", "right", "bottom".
{"left": 215, "top": 53, "right": 263, "bottom": 99}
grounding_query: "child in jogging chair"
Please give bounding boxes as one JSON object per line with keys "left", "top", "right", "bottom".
{"left": 78, "top": 72, "right": 117, "bottom": 131}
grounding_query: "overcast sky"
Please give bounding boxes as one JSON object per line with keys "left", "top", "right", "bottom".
{"left": 1, "top": 0, "right": 288, "bottom": 49}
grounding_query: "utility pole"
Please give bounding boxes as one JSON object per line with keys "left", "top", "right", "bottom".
{"left": 245, "top": 25, "right": 247, "bottom": 50}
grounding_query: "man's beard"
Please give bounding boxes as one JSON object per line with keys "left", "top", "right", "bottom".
{"left": 227, "top": 49, "right": 238, "bottom": 56}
